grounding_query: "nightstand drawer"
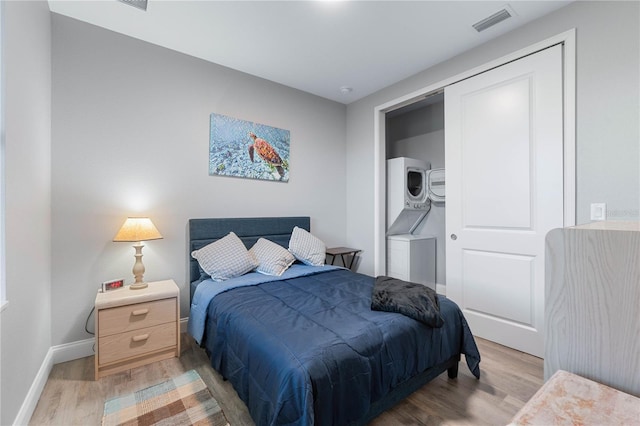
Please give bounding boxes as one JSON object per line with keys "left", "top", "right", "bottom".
{"left": 98, "top": 322, "right": 177, "bottom": 366}
{"left": 98, "top": 298, "right": 176, "bottom": 336}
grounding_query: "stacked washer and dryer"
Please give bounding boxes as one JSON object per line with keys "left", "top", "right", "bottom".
{"left": 386, "top": 157, "right": 443, "bottom": 290}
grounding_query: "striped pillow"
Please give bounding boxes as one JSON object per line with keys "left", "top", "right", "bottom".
{"left": 250, "top": 238, "right": 295, "bottom": 276}
{"left": 288, "top": 226, "right": 326, "bottom": 267}
{"left": 191, "top": 232, "right": 258, "bottom": 281}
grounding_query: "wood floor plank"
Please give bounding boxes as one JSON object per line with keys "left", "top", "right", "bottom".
{"left": 29, "top": 335, "right": 542, "bottom": 425}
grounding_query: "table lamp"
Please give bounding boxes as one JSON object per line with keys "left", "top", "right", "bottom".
{"left": 113, "top": 217, "right": 163, "bottom": 290}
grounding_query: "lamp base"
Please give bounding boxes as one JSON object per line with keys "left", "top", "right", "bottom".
{"left": 129, "top": 242, "right": 148, "bottom": 290}
{"left": 129, "top": 282, "right": 148, "bottom": 290}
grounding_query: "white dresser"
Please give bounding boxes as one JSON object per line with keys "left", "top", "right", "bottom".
{"left": 545, "top": 221, "right": 640, "bottom": 396}
{"left": 386, "top": 234, "right": 436, "bottom": 290}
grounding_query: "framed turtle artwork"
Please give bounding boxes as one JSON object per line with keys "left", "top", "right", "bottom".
{"left": 209, "top": 113, "right": 290, "bottom": 182}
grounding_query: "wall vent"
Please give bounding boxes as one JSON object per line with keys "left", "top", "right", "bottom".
{"left": 118, "top": 0, "right": 148, "bottom": 11}
{"left": 472, "top": 7, "right": 513, "bottom": 32}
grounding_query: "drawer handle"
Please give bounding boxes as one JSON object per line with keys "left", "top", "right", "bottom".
{"left": 132, "top": 308, "right": 149, "bottom": 316}
{"left": 132, "top": 334, "right": 149, "bottom": 342}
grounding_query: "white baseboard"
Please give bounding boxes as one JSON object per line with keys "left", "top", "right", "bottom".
{"left": 13, "top": 318, "right": 191, "bottom": 425}
{"left": 12, "top": 347, "right": 54, "bottom": 426}
{"left": 13, "top": 338, "right": 95, "bottom": 425}
{"left": 51, "top": 337, "right": 96, "bottom": 364}
{"left": 436, "top": 283, "right": 446, "bottom": 295}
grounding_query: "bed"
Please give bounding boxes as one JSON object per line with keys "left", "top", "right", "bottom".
{"left": 187, "top": 217, "right": 480, "bottom": 425}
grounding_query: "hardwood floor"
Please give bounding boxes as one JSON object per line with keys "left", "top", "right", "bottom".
{"left": 29, "top": 334, "right": 543, "bottom": 425}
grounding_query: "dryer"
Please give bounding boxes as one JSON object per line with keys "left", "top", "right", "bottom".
{"left": 386, "top": 157, "right": 430, "bottom": 235}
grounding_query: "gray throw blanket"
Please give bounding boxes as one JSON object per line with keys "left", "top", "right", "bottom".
{"left": 371, "top": 276, "right": 444, "bottom": 328}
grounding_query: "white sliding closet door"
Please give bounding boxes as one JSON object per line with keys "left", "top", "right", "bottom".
{"left": 445, "top": 45, "right": 564, "bottom": 357}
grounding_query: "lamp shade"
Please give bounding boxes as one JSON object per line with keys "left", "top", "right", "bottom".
{"left": 113, "top": 217, "right": 163, "bottom": 242}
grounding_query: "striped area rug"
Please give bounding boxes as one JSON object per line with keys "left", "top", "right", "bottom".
{"left": 102, "top": 370, "right": 230, "bottom": 426}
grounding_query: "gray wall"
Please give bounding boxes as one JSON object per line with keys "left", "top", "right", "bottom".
{"left": 346, "top": 0, "right": 640, "bottom": 275}
{"left": 0, "top": 1, "right": 52, "bottom": 424}
{"left": 51, "top": 15, "right": 347, "bottom": 346}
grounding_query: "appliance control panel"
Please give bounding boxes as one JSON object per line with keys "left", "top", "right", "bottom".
{"left": 405, "top": 202, "right": 428, "bottom": 210}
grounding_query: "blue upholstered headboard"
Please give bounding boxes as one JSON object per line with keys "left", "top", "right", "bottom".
{"left": 188, "top": 217, "right": 310, "bottom": 298}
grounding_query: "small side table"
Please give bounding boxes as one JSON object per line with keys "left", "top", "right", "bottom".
{"left": 326, "top": 247, "right": 361, "bottom": 270}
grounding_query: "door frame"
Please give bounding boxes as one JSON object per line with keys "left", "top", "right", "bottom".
{"left": 373, "top": 29, "right": 576, "bottom": 278}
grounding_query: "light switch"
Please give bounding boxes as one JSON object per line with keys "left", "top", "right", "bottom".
{"left": 590, "top": 203, "right": 607, "bottom": 221}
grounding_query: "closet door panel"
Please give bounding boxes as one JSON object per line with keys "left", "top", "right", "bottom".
{"left": 461, "top": 77, "right": 532, "bottom": 229}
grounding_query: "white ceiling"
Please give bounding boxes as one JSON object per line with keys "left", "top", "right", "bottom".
{"left": 48, "top": 0, "right": 573, "bottom": 104}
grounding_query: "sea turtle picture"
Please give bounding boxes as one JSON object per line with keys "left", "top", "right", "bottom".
{"left": 209, "top": 113, "right": 290, "bottom": 182}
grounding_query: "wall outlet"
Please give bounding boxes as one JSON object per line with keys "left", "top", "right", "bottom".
{"left": 590, "top": 203, "right": 607, "bottom": 221}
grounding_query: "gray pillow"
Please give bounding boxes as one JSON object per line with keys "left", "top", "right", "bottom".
{"left": 250, "top": 238, "right": 295, "bottom": 276}
{"left": 288, "top": 226, "right": 326, "bottom": 266}
{"left": 191, "top": 232, "right": 258, "bottom": 281}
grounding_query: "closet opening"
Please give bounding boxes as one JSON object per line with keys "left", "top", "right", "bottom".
{"left": 384, "top": 92, "right": 446, "bottom": 292}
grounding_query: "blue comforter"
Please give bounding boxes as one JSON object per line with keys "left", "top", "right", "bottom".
{"left": 189, "top": 266, "right": 480, "bottom": 426}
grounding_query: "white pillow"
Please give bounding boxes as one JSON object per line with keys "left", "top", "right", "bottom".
{"left": 288, "top": 226, "right": 326, "bottom": 266}
{"left": 191, "top": 232, "right": 258, "bottom": 281}
{"left": 250, "top": 238, "right": 296, "bottom": 276}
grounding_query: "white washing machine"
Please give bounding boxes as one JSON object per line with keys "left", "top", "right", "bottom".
{"left": 386, "top": 157, "right": 430, "bottom": 235}
{"left": 386, "top": 234, "right": 436, "bottom": 290}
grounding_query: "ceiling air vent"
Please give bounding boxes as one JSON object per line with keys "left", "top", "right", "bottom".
{"left": 118, "top": 0, "right": 148, "bottom": 11}
{"left": 472, "top": 7, "right": 513, "bottom": 32}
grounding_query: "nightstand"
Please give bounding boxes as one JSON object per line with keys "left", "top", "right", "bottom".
{"left": 94, "top": 279, "right": 180, "bottom": 380}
